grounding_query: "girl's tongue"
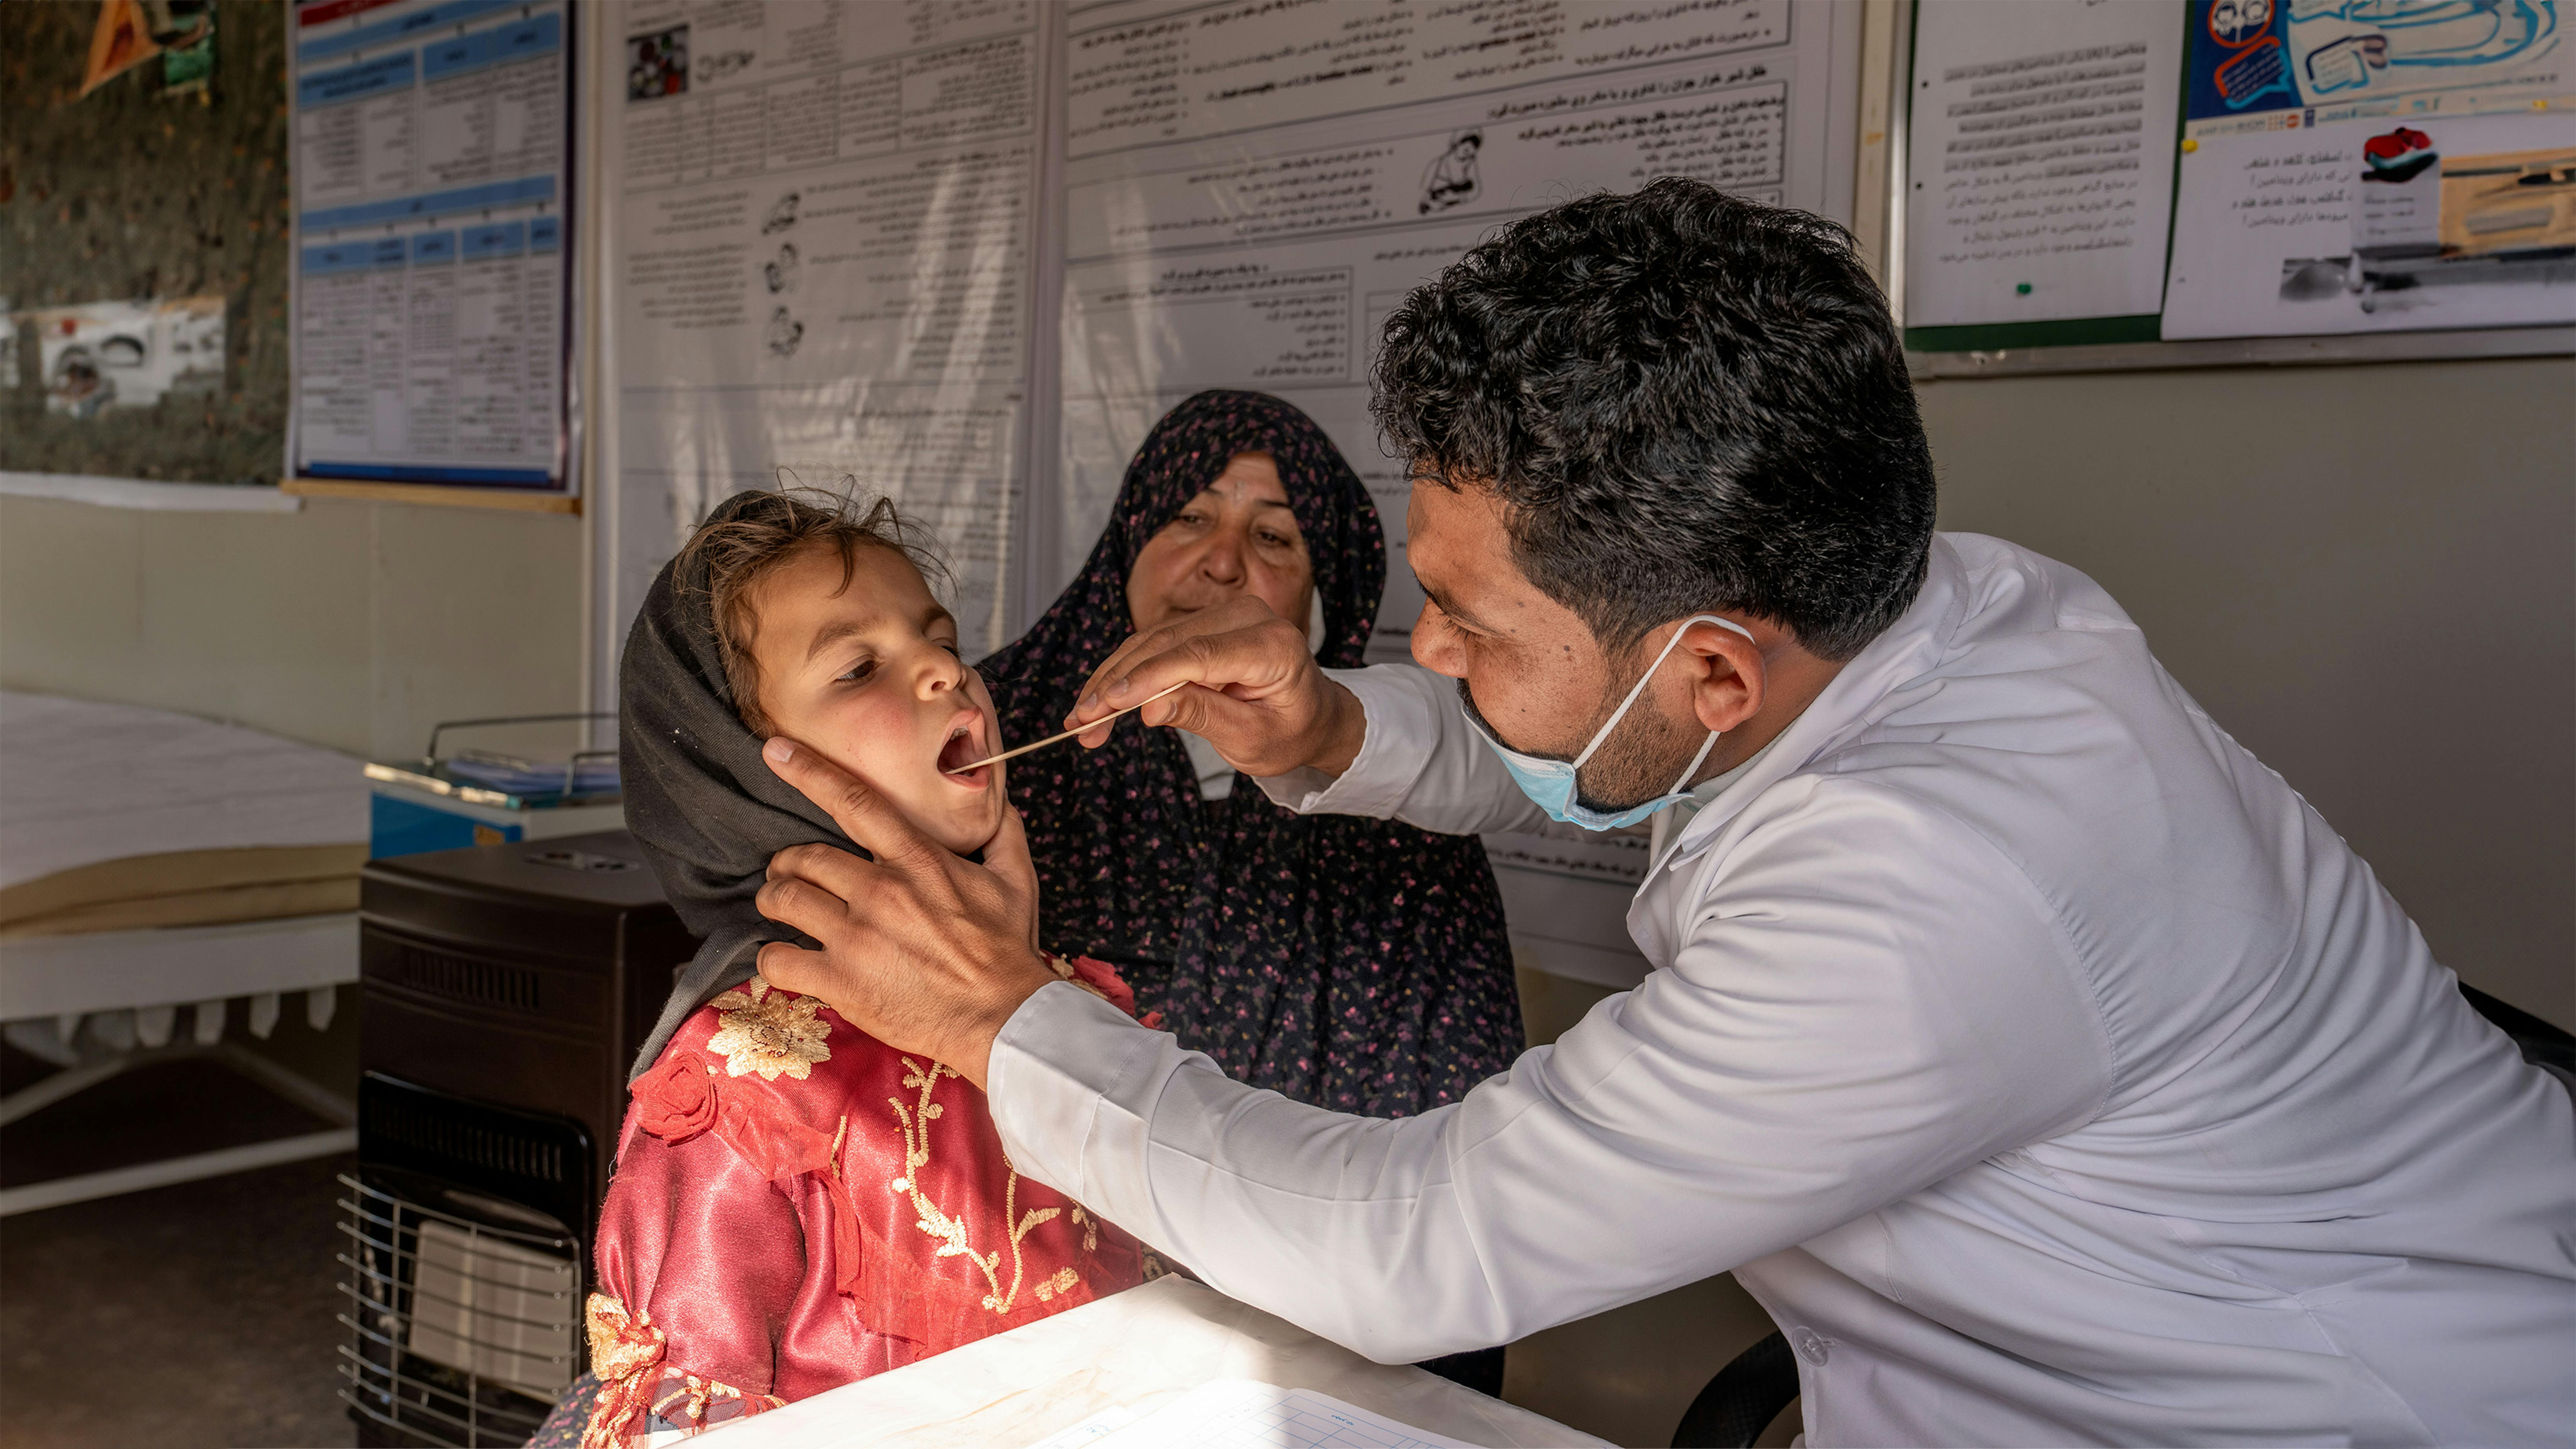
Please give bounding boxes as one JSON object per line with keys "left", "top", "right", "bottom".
{"left": 938, "top": 728, "right": 980, "bottom": 776}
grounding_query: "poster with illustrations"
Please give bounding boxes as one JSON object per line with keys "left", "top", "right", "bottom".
{"left": 31, "top": 297, "right": 226, "bottom": 421}
{"left": 596, "top": 0, "right": 1042, "bottom": 657}
{"left": 2163, "top": 0, "right": 2575, "bottom": 338}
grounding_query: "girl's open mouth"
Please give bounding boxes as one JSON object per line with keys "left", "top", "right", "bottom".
{"left": 937, "top": 723, "right": 988, "bottom": 783}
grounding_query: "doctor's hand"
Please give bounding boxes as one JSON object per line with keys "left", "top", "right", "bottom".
{"left": 751, "top": 737, "right": 1054, "bottom": 1089}
{"left": 1066, "top": 594, "right": 1366, "bottom": 779}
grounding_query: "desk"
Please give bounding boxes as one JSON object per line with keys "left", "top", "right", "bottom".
{"left": 722, "top": 1275, "right": 1609, "bottom": 1448}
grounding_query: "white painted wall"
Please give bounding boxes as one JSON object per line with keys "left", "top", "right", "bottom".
{"left": 0, "top": 494, "right": 585, "bottom": 764}
{"left": 1920, "top": 355, "right": 2575, "bottom": 1030}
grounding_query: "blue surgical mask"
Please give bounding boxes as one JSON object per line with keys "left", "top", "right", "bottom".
{"left": 1466, "top": 614, "right": 1757, "bottom": 832}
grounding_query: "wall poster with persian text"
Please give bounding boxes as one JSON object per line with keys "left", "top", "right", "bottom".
{"left": 1054, "top": 0, "right": 1865, "bottom": 988}
{"left": 291, "top": 0, "right": 575, "bottom": 491}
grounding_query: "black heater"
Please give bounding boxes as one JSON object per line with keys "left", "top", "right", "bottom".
{"left": 342, "top": 831, "right": 691, "bottom": 1447}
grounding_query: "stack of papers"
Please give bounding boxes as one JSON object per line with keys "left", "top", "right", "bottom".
{"left": 443, "top": 751, "right": 620, "bottom": 796}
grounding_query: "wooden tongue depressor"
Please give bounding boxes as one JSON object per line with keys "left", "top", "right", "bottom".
{"left": 953, "top": 679, "right": 1191, "bottom": 772}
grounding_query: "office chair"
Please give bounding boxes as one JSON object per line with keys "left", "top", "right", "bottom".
{"left": 2462, "top": 983, "right": 2576, "bottom": 1097}
{"left": 1671, "top": 1328, "right": 1797, "bottom": 1448}
{"left": 1670, "top": 983, "right": 2576, "bottom": 1449}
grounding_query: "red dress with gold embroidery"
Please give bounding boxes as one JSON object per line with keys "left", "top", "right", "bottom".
{"left": 580, "top": 960, "right": 1153, "bottom": 1446}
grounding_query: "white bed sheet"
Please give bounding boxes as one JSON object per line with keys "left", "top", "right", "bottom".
{"left": 1, "top": 692, "right": 368, "bottom": 892}
{"left": 0, "top": 915, "right": 359, "bottom": 1022}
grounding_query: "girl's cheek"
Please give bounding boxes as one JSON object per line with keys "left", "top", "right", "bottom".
{"left": 827, "top": 699, "right": 902, "bottom": 767}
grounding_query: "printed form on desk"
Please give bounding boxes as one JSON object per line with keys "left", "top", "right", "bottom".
{"left": 1031, "top": 1381, "right": 1481, "bottom": 1449}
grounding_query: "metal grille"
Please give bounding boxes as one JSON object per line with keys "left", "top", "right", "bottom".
{"left": 364, "top": 1091, "right": 573, "bottom": 1188}
{"left": 380, "top": 940, "right": 543, "bottom": 1013}
{"left": 336, "top": 1174, "right": 578, "bottom": 1447}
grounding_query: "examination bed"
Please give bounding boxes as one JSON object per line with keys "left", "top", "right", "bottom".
{"left": 0, "top": 690, "right": 367, "bottom": 1215}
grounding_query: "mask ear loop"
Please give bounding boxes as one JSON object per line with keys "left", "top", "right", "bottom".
{"left": 1667, "top": 726, "right": 1722, "bottom": 795}
{"left": 1569, "top": 614, "right": 1755, "bottom": 773}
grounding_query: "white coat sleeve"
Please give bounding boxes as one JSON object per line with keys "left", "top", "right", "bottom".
{"left": 987, "top": 778, "right": 2115, "bottom": 1363}
{"left": 1248, "top": 662, "right": 1560, "bottom": 838}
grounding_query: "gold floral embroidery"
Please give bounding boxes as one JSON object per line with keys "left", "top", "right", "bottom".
{"left": 1032, "top": 1266, "right": 1081, "bottom": 1302}
{"left": 647, "top": 1372, "right": 780, "bottom": 1427}
{"left": 1069, "top": 1205, "right": 1099, "bottom": 1253}
{"left": 887, "top": 1057, "right": 1076, "bottom": 1313}
{"left": 1046, "top": 952, "right": 1115, "bottom": 1005}
{"left": 706, "top": 978, "right": 831, "bottom": 1081}
{"left": 584, "top": 1294, "right": 785, "bottom": 1446}
{"left": 582, "top": 1295, "right": 667, "bottom": 1449}
{"left": 585, "top": 1293, "right": 664, "bottom": 1382}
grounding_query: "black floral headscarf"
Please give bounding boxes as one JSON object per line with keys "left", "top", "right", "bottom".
{"left": 980, "top": 390, "right": 1523, "bottom": 1116}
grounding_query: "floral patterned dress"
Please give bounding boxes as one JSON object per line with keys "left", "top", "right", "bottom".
{"left": 580, "top": 960, "right": 1157, "bottom": 1447}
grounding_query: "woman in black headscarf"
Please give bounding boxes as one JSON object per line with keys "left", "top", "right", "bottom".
{"left": 980, "top": 390, "right": 1522, "bottom": 1118}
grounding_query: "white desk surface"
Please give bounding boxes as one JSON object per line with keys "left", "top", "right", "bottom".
{"left": 719, "top": 1275, "right": 1610, "bottom": 1449}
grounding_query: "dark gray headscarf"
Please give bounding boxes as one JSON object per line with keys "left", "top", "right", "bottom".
{"left": 617, "top": 490, "right": 849, "bottom": 1078}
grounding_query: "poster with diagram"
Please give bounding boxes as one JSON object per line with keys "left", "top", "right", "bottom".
{"left": 2162, "top": 0, "right": 2576, "bottom": 339}
{"left": 1055, "top": 0, "right": 1863, "bottom": 987}
{"left": 289, "top": 0, "right": 575, "bottom": 489}
{"left": 596, "top": 0, "right": 1044, "bottom": 659}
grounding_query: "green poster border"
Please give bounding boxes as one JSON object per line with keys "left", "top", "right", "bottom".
{"left": 1904, "top": 315, "right": 2164, "bottom": 352}
{"left": 1900, "top": 0, "right": 2195, "bottom": 357}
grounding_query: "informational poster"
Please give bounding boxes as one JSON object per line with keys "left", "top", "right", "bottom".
{"left": 289, "top": 0, "right": 574, "bottom": 488}
{"left": 598, "top": 0, "right": 1043, "bottom": 656}
{"left": 1905, "top": 0, "right": 2187, "bottom": 332}
{"left": 2162, "top": 0, "right": 2575, "bottom": 339}
{"left": 1055, "top": 0, "right": 1861, "bottom": 988}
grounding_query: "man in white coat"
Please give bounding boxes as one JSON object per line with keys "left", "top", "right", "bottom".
{"left": 751, "top": 180, "right": 2574, "bottom": 1445}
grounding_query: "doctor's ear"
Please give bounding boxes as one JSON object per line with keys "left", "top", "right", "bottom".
{"left": 1674, "top": 618, "right": 1768, "bottom": 735}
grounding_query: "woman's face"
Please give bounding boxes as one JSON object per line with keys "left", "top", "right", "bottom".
{"left": 1126, "top": 451, "right": 1315, "bottom": 637}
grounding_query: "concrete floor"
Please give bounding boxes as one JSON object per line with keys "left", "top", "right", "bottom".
{"left": 1, "top": 1044, "right": 353, "bottom": 1447}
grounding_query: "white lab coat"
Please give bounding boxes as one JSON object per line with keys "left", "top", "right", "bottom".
{"left": 990, "top": 533, "right": 2575, "bottom": 1446}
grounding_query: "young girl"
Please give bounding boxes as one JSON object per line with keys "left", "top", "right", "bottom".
{"left": 582, "top": 490, "right": 1154, "bottom": 1446}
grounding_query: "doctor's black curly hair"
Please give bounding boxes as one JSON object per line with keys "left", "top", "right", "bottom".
{"left": 1371, "top": 178, "right": 1936, "bottom": 662}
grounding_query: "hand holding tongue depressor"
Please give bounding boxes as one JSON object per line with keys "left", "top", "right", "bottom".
{"left": 949, "top": 680, "right": 1189, "bottom": 772}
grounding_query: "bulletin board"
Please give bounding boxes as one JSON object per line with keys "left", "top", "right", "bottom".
{"left": 0, "top": 0, "right": 292, "bottom": 488}
{"left": 1898, "top": 0, "right": 2576, "bottom": 375}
